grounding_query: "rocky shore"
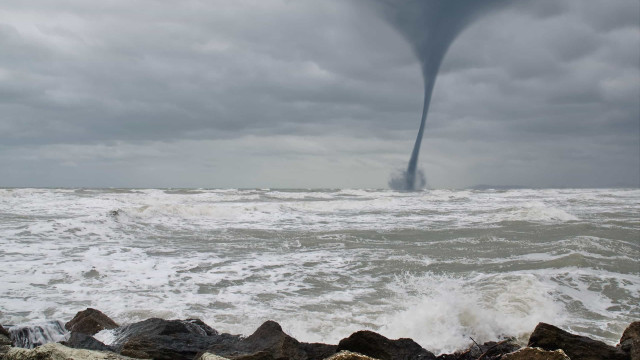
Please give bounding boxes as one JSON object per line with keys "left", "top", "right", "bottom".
{"left": 1, "top": 309, "right": 638, "bottom": 360}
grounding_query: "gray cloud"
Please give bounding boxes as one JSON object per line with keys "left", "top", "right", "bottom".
{"left": 0, "top": 0, "right": 638, "bottom": 188}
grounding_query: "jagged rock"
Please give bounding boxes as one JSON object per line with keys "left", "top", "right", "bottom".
{"left": 436, "top": 339, "right": 521, "bottom": 360}
{"left": 528, "top": 322, "right": 629, "bottom": 360}
{"left": 3, "top": 342, "right": 135, "bottom": 359}
{"left": 206, "top": 321, "right": 336, "bottom": 360}
{"left": 501, "top": 347, "right": 570, "bottom": 360}
{"left": 324, "top": 350, "right": 380, "bottom": 360}
{"left": 337, "top": 330, "right": 436, "bottom": 360}
{"left": 65, "top": 308, "right": 119, "bottom": 335}
{"left": 110, "top": 318, "right": 239, "bottom": 360}
{"left": 62, "top": 331, "right": 113, "bottom": 352}
{"left": 619, "top": 322, "right": 640, "bottom": 360}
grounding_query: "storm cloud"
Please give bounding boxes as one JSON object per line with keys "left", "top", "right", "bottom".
{"left": 0, "top": 0, "right": 638, "bottom": 188}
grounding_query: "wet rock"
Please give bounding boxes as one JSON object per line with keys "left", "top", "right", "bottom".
{"left": 324, "top": 350, "right": 380, "bottom": 360}
{"left": 436, "top": 339, "right": 520, "bottom": 360}
{"left": 111, "top": 318, "right": 239, "bottom": 360}
{"left": 501, "top": 347, "right": 570, "bottom": 360}
{"left": 65, "top": 308, "right": 119, "bottom": 335}
{"left": 619, "top": 322, "right": 640, "bottom": 360}
{"left": 337, "top": 330, "right": 436, "bottom": 360}
{"left": 528, "top": 322, "right": 629, "bottom": 360}
{"left": 3, "top": 342, "right": 135, "bottom": 359}
{"left": 62, "top": 331, "right": 113, "bottom": 352}
{"left": 207, "top": 320, "right": 336, "bottom": 360}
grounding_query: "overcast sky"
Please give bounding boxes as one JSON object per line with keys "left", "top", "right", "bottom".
{"left": 1, "top": 0, "right": 638, "bottom": 189}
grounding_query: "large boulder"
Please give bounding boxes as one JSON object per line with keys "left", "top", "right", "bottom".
{"left": 3, "top": 342, "right": 134, "bottom": 360}
{"left": 619, "top": 322, "right": 640, "bottom": 360}
{"left": 528, "top": 322, "right": 629, "bottom": 360}
{"left": 337, "top": 330, "right": 436, "bottom": 360}
{"left": 110, "top": 318, "right": 239, "bottom": 360}
{"left": 206, "top": 320, "right": 337, "bottom": 360}
{"left": 65, "top": 308, "right": 119, "bottom": 335}
{"left": 501, "top": 347, "right": 570, "bottom": 360}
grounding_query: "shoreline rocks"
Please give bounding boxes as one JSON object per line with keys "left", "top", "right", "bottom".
{"left": 2, "top": 309, "right": 637, "bottom": 360}
{"left": 65, "top": 308, "right": 119, "bottom": 336}
{"left": 337, "top": 331, "right": 435, "bottom": 360}
{"left": 619, "top": 322, "right": 640, "bottom": 360}
{"left": 203, "top": 320, "right": 336, "bottom": 360}
{"left": 528, "top": 322, "right": 629, "bottom": 360}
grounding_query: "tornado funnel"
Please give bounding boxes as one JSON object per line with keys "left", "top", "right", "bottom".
{"left": 375, "top": 0, "right": 510, "bottom": 190}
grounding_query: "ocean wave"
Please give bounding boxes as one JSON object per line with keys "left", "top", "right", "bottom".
{"left": 495, "top": 201, "right": 579, "bottom": 223}
{"left": 379, "top": 272, "right": 565, "bottom": 353}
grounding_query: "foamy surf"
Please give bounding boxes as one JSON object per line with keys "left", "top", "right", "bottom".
{"left": 0, "top": 188, "right": 638, "bottom": 354}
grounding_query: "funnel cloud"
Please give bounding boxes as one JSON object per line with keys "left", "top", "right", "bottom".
{"left": 377, "top": 0, "right": 511, "bottom": 190}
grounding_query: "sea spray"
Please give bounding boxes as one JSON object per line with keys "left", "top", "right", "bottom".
{"left": 373, "top": 0, "right": 511, "bottom": 190}
{"left": 379, "top": 272, "right": 566, "bottom": 354}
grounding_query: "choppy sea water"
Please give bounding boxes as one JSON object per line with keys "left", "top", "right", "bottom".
{"left": 0, "top": 188, "right": 638, "bottom": 354}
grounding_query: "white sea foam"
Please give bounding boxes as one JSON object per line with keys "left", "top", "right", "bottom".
{"left": 491, "top": 201, "right": 579, "bottom": 223}
{"left": 93, "top": 329, "right": 118, "bottom": 346}
{"left": 0, "top": 188, "right": 638, "bottom": 352}
{"left": 378, "top": 273, "right": 566, "bottom": 354}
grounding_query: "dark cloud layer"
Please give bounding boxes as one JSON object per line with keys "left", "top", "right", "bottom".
{"left": 0, "top": 0, "right": 638, "bottom": 188}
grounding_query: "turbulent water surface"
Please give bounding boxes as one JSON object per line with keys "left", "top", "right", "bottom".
{"left": 0, "top": 188, "right": 638, "bottom": 354}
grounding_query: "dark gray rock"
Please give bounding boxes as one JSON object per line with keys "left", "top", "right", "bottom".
{"left": 337, "top": 330, "right": 436, "bottom": 360}
{"left": 110, "top": 318, "right": 239, "bottom": 360}
{"left": 619, "top": 322, "right": 640, "bottom": 360}
{"left": 62, "top": 331, "right": 113, "bottom": 352}
{"left": 300, "top": 341, "right": 339, "bottom": 360}
{"left": 65, "top": 308, "right": 119, "bottom": 335}
{"left": 528, "top": 322, "right": 629, "bottom": 360}
{"left": 436, "top": 339, "right": 520, "bottom": 360}
{"left": 206, "top": 320, "right": 336, "bottom": 360}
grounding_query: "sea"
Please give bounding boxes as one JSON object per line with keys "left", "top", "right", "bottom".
{"left": 0, "top": 187, "right": 638, "bottom": 354}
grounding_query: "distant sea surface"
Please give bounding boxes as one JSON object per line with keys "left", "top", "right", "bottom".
{"left": 1, "top": 188, "right": 638, "bottom": 353}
